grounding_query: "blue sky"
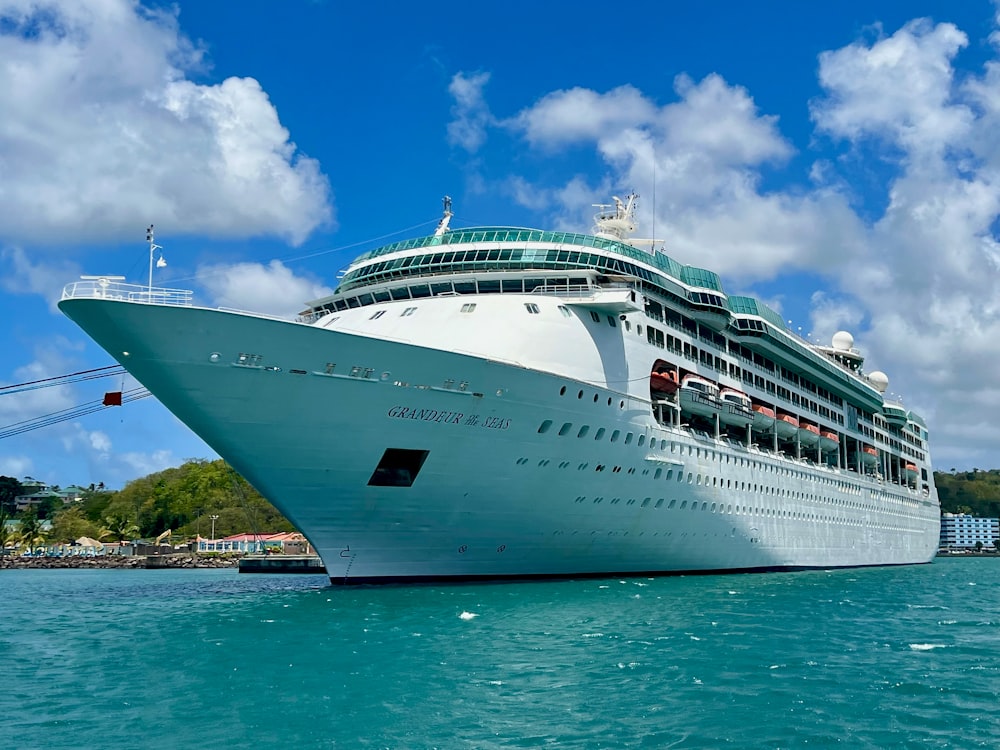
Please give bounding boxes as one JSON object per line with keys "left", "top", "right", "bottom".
{"left": 2, "top": 0, "right": 1000, "bottom": 488}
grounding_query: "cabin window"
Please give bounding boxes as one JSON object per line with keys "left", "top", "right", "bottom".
{"left": 524, "top": 303, "right": 540, "bottom": 314}
{"left": 460, "top": 303, "right": 477, "bottom": 313}
{"left": 590, "top": 311, "right": 601, "bottom": 323}
{"left": 401, "top": 307, "right": 417, "bottom": 317}
{"left": 369, "top": 310, "right": 386, "bottom": 320}
{"left": 607, "top": 315, "right": 616, "bottom": 327}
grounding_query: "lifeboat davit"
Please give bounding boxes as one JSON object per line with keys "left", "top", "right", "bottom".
{"left": 860, "top": 445, "right": 878, "bottom": 467}
{"left": 798, "top": 420, "right": 820, "bottom": 447}
{"left": 649, "top": 370, "right": 679, "bottom": 396}
{"left": 819, "top": 429, "right": 839, "bottom": 453}
{"left": 678, "top": 375, "right": 721, "bottom": 419}
{"left": 718, "top": 388, "right": 754, "bottom": 428}
{"left": 774, "top": 410, "right": 799, "bottom": 439}
{"left": 751, "top": 403, "right": 775, "bottom": 431}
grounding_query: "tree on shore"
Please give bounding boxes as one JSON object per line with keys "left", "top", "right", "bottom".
{"left": 104, "top": 514, "right": 138, "bottom": 543}
{"left": 0, "top": 476, "right": 21, "bottom": 515}
{"left": 16, "top": 510, "right": 45, "bottom": 554}
{"left": 49, "top": 506, "right": 105, "bottom": 544}
{"left": 0, "top": 509, "right": 13, "bottom": 558}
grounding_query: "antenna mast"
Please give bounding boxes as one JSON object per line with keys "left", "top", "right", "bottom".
{"left": 433, "top": 196, "right": 454, "bottom": 237}
{"left": 146, "top": 224, "right": 161, "bottom": 295}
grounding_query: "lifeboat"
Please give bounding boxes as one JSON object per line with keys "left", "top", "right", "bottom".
{"left": 718, "top": 388, "right": 754, "bottom": 428}
{"left": 798, "top": 420, "right": 820, "bottom": 447}
{"left": 678, "top": 374, "right": 721, "bottom": 419}
{"left": 774, "top": 410, "right": 799, "bottom": 439}
{"left": 904, "top": 462, "right": 918, "bottom": 481}
{"left": 751, "top": 403, "right": 775, "bottom": 431}
{"left": 860, "top": 445, "right": 878, "bottom": 467}
{"left": 819, "top": 429, "right": 839, "bottom": 453}
{"left": 649, "top": 369, "right": 679, "bottom": 396}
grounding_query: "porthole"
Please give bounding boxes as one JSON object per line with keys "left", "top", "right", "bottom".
{"left": 537, "top": 420, "right": 552, "bottom": 433}
{"left": 558, "top": 422, "right": 573, "bottom": 436}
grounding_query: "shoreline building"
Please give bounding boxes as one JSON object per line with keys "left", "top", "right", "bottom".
{"left": 939, "top": 513, "right": 999, "bottom": 550}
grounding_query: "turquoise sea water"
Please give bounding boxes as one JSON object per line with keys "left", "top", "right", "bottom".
{"left": 2, "top": 558, "right": 998, "bottom": 748}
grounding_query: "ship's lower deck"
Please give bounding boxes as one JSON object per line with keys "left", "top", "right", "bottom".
{"left": 58, "top": 295, "right": 941, "bottom": 583}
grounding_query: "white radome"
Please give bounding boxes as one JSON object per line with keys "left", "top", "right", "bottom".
{"left": 831, "top": 331, "right": 854, "bottom": 351}
{"left": 868, "top": 371, "right": 889, "bottom": 393}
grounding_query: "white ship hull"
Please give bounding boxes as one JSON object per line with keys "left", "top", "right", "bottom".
{"left": 59, "top": 293, "right": 941, "bottom": 583}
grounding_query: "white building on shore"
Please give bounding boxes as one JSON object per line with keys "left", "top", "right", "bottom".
{"left": 939, "top": 513, "right": 1000, "bottom": 550}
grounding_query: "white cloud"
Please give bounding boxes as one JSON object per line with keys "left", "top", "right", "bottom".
{"left": 195, "top": 259, "right": 334, "bottom": 318}
{"left": 0, "top": 0, "right": 333, "bottom": 246}
{"left": 0, "top": 246, "right": 80, "bottom": 312}
{"left": 807, "top": 14, "right": 1000, "bottom": 469}
{"left": 0, "top": 455, "right": 33, "bottom": 479}
{"left": 447, "top": 71, "right": 493, "bottom": 153}
{"left": 505, "top": 73, "right": 863, "bottom": 282}
{"left": 812, "top": 19, "right": 972, "bottom": 156}
{"left": 509, "top": 84, "right": 656, "bottom": 148}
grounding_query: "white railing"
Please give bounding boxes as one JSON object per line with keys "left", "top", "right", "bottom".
{"left": 61, "top": 278, "right": 193, "bottom": 307}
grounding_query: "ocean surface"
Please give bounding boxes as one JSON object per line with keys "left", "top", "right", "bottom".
{"left": 2, "top": 557, "right": 998, "bottom": 749}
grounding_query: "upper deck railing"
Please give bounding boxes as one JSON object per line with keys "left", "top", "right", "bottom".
{"left": 61, "top": 279, "right": 193, "bottom": 307}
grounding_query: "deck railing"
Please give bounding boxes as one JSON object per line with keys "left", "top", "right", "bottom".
{"left": 62, "top": 279, "right": 193, "bottom": 307}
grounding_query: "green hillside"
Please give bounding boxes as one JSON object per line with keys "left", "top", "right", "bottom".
{"left": 935, "top": 469, "right": 1000, "bottom": 517}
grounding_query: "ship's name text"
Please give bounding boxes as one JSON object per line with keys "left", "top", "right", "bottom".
{"left": 386, "top": 405, "right": 511, "bottom": 430}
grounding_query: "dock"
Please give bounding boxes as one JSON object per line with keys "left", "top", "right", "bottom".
{"left": 238, "top": 554, "right": 327, "bottom": 574}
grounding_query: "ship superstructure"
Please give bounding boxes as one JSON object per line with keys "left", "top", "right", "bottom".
{"left": 59, "top": 196, "right": 940, "bottom": 582}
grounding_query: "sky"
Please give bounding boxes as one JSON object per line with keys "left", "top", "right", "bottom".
{"left": 2, "top": 0, "right": 1000, "bottom": 488}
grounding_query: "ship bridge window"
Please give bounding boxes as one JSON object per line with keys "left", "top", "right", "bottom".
{"left": 368, "top": 448, "right": 430, "bottom": 487}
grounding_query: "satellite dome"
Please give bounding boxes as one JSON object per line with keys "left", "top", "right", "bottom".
{"left": 831, "top": 331, "right": 854, "bottom": 351}
{"left": 868, "top": 371, "right": 889, "bottom": 393}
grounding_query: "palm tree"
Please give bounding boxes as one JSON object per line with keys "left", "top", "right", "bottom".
{"left": 105, "top": 514, "right": 139, "bottom": 543}
{"left": 17, "top": 513, "right": 46, "bottom": 555}
{"left": 0, "top": 509, "right": 13, "bottom": 560}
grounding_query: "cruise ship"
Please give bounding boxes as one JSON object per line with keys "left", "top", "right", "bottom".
{"left": 59, "top": 196, "right": 941, "bottom": 583}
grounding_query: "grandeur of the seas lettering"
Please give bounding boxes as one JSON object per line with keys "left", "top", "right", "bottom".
{"left": 386, "top": 405, "right": 511, "bottom": 430}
